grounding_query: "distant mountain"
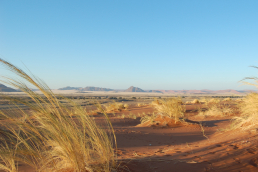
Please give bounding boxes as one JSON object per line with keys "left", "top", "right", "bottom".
{"left": 58, "top": 86, "right": 81, "bottom": 90}
{"left": 153, "top": 89, "right": 256, "bottom": 94}
{"left": 125, "top": 86, "right": 145, "bottom": 92}
{"left": 79, "top": 87, "right": 113, "bottom": 91}
{"left": 0, "top": 84, "right": 19, "bottom": 92}
{"left": 58, "top": 85, "right": 257, "bottom": 95}
{"left": 147, "top": 90, "right": 163, "bottom": 93}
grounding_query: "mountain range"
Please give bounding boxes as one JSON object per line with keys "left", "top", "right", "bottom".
{"left": 58, "top": 86, "right": 256, "bottom": 94}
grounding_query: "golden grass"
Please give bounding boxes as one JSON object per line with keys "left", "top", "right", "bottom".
{"left": 231, "top": 93, "right": 258, "bottom": 130}
{"left": 197, "top": 103, "right": 233, "bottom": 118}
{"left": 153, "top": 97, "right": 185, "bottom": 122}
{"left": 123, "top": 104, "right": 129, "bottom": 109}
{"left": 137, "top": 103, "right": 142, "bottom": 107}
{"left": 191, "top": 99, "right": 200, "bottom": 104}
{"left": 140, "top": 112, "right": 157, "bottom": 124}
{"left": 208, "top": 98, "right": 221, "bottom": 104}
{"left": 103, "top": 102, "right": 126, "bottom": 112}
{"left": 151, "top": 99, "right": 160, "bottom": 106}
{"left": 0, "top": 59, "right": 116, "bottom": 172}
{"left": 223, "top": 98, "right": 231, "bottom": 101}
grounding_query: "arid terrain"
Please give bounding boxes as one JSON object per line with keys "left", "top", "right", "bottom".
{"left": 1, "top": 92, "right": 258, "bottom": 172}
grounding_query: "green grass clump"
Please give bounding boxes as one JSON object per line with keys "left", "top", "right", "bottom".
{"left": 0, "top": 59, "right": 116, "bottom": 172}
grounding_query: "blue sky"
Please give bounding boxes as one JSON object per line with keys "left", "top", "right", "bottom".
{"left": 1, "top": 0, "right": 258, "bottom": 90}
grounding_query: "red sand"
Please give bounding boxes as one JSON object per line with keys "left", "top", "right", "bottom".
{"left": 2, "top": 104, "right": 258, "bottom": 172}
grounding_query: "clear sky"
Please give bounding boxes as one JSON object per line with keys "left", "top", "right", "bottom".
{"left": 1, "top": 1, "right": 258, "bottom": 90}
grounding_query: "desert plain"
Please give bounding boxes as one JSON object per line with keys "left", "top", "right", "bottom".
{"left": 1, "top": 90, "right": 258, "bottom": 172}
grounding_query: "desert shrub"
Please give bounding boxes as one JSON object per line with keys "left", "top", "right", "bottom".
{"left": 0, "top": 59, "right": 116, "bottom": 172}
{"left": 153, "top": 97, "right": 185, "bottom": 122}
{"left": 191, "top": 99, "right": 200, "bottom": 104}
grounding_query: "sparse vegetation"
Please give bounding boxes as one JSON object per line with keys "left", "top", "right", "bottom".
{"left": 223, "top": 98, "right": 231, "bottom": 101}
{"left": 0, "top": 59, "right": 116, "bottom": 172}
{"left": 197, "top": 102, "right": 233, "bottom": 118}
{"left": 153, "top": 97, "right": 185, "bottom": 122}
{"left": 208, "top": 98, "right": 221, "bottom": 104}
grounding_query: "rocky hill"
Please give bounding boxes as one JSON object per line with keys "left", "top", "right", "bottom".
{"left": 79, "top": 87, "right": 113, "bottom": 91}
{"left": 125, "top": 86, "right": 145, "bottom": 92}
{"left": 0, "top": 84, "right": 19, "bottom": 92}
{"left": 58, "top": 86, "right": 81, "bottom": 90}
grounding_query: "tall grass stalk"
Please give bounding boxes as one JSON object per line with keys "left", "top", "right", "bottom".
{"left": 0, "top": 59, "right": 116, "bottom": 172}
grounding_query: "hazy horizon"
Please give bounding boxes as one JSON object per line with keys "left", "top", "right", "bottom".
{"left": 1, "top": 1, "right": 258, "bottom": 90}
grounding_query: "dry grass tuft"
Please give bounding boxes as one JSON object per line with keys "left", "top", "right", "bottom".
{"left": 137, "top": 103, "right": 142, "bottom": 107}
{"left": 197, "top": 103, "right": 234, "bottom": 118}
{"left": 151, "top": 99, "right": 160, "bottom": 106}
{"left": 104, "top": 102, "right": 126, "bottom": 112}
{"left": 208, "top": 98, "right": 221, "bottom": 104}
{"left": 191, "top": 99, "right": 200, "bottom": 104}
{"left": 223, "top": 98, "right": 231, "bottom": 102}
{"left": 152, "top": 97, "right": 185, "bottom": 122}
{"left": 123, "top": 104, "right": 129, "bottom": 109}
{"left": 231, "top": 93, "right": 258, "bottom": 130}
{"left": 0, "top": 59, "right": 116, "bottom": 172}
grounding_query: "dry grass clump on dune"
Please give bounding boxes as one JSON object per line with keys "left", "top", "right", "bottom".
{"left": 197, "top": 103, "right": 234, "bottom": 118}
{"left": 231, "top": 93, "right": 258, "bottom": 130}
{"left": 137, "top": 103, "right": 143, "bottom": 107}
{"left": 229, "top": 69, "right": 258, "bottom": 130}
{"left": 191, "top": 99, "right": 200, "bottom": 104}
{"left": 103, "top": 102, "right": 127, "bottom": 112}
{"left": 0, "top": 59, "right": 116, "bottom": 172}
{"left": 151, "top": 99, "right": 160, "bottom": 106}
{"left": 152, "top": 97, "right": 185, "bottom": 122}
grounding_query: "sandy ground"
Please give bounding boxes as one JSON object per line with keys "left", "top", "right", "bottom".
{"left": 107, "top": 105, "right": 258, "bottom": 172}
{"left": 2, "top": 103, "right": 258, "bottom": 172}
